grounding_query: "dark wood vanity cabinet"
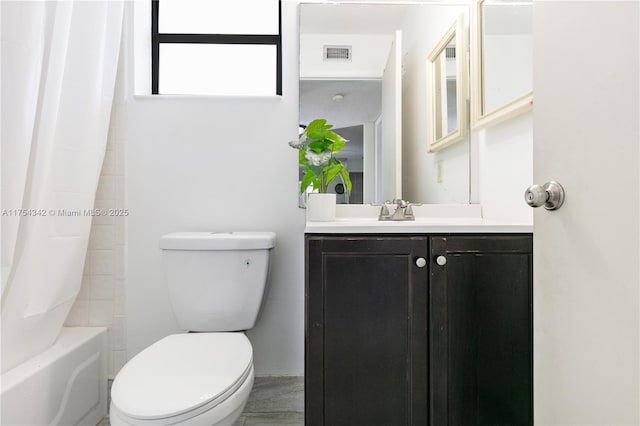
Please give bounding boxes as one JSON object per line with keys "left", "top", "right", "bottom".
{"left": 305, "top": 234, "right": 533, "bottom": 426}
{"left": 429, "top": 235, "right": 533, "bottom": 426}
{"left": 306, "top": 235, "right": 429, "bottom": 426}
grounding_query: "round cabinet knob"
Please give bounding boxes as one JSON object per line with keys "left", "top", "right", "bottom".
{"left": 436, "top": 255, "right": 447, "bottom": 266}
{"left": 415, "top": 257, "right": 427, "bottom": 268}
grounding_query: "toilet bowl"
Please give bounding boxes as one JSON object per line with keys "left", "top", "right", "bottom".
{"left": 110, "top": 333, "right": 254, "bottom": 426}
{"left": 110, "top": 232, "right": 275, "bottom": 426}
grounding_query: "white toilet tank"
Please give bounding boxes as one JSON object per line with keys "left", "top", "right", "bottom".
{"left": 159, "top": 232, "right": 276, "bottom": 332}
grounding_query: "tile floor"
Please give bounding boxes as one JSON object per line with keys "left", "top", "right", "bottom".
{"left": 234, "top": 376, "right": 304, "bottom": 425}
{"left": 99, "top": 376, "right": 304, "bottom": 426}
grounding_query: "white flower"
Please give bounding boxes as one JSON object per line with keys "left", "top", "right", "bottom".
{"left": 305, "top": 149, "right": 331, "bottom": 166}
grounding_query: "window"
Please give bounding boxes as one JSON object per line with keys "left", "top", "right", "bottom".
{"left": 151, "top": 0, "right": 282, "bottom": 96}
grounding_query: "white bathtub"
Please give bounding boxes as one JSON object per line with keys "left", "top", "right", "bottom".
{"left": 1, "top": 327, "right": 108, "bottom": 426}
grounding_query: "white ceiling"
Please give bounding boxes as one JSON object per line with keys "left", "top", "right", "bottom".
{"left": 299, "top": 3, "right": 410, "bottom": 35}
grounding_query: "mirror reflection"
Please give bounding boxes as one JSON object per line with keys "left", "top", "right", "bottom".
{"left": 472, "top": 0, "right": 533, "bottom": 127}
{"left": 299, "top": 2, "right": 470, "bottom": 205}
{"left": 433, "top": 35, "right": 459, "bottom": 141}
{"left": 483, "top": 0, "right": 532, "bottom": 112}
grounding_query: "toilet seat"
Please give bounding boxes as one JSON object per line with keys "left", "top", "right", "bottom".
{"left": 110, "top": 333, "right": 252, "bottom": 424}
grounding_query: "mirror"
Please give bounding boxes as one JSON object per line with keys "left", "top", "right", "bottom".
{"left": 471, "top": 0, "right": 533, "bottom": 129}
{"left": 299, "top": 2, "right": 470, "bottom": 205}
{"left": 427, "top": 15, "right": 468, "bottom": 152}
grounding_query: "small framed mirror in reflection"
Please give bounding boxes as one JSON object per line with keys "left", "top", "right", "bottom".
{"left": 427, "top": 15, "right": 468, "bottom": 153}
{"left": 471, "top": 0, "right": 533, "bottom": 129}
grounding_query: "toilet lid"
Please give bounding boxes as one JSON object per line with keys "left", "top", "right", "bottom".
{"left": 111, "top": 333, "right": 252, "bottom": 420}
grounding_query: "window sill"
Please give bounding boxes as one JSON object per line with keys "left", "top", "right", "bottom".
{"left": 131, "top": 94, "right": 283, "bottom": 101}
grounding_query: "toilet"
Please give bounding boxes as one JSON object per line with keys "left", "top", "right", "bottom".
{"left": 110, "top": 231, "right": 276, "bottom": 426}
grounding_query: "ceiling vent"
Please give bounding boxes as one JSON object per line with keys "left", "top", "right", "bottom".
{"left": 324, "top": 45, "right": 352, "bottom": 61}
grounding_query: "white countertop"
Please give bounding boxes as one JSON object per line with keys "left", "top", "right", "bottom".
{"left": 305, "top": 218, "right": 532, "bottom": 234}
{"left": 304, "top": 204, "right": 533, "bottom": 234}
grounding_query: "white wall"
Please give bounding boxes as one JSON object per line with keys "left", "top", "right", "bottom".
{"left": 300, "top": 33, "right": 392, "bottom": 79}
{"left": 474, "top": 112, "right": 533, "bottom": 223}
{"left": 400, "top": 5, "right": 470, "bottom": 204}
{"left": 125, "top": 1, "right": 305, "bottom": 375}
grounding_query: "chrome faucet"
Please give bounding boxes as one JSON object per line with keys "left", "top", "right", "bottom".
{"left": 377, "top": 199, "right": 417, "bottom": 221}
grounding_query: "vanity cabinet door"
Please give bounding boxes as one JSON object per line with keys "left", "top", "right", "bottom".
{"left": 305, "top": 235, "right": 429, "bottom": 426}
{"left": 429, "top": 235, "right": 533, "bottom": 426}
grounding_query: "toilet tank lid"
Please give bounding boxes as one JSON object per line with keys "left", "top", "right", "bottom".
{"left": 160, "top": 231, "right": 276, "bottom": 250}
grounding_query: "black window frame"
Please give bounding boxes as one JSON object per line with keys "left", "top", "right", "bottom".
{"left": 151, "top": 0, "right": 282, "bottom": 96}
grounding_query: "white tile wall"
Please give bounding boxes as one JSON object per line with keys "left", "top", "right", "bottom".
{"left": 65, "top": 48, "right": 127, "bottom": 379}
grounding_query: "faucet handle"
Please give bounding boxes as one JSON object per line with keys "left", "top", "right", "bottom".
{"left": 403, "top": 201, "right": 422, "bottom": 220}
{"left": 371, "top": 202, "right": 392, "bottom": 220}
{"left": 405, "top": 203, "right": 414, "bottom": 216}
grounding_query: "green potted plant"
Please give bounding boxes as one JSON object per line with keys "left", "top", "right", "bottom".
{"left": 289, "top": 118, "right": 352, "bottom": 220}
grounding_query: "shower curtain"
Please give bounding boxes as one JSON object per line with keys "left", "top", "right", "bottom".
{"left": 1, "top": 0, "right": 123, "bottom": 373}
